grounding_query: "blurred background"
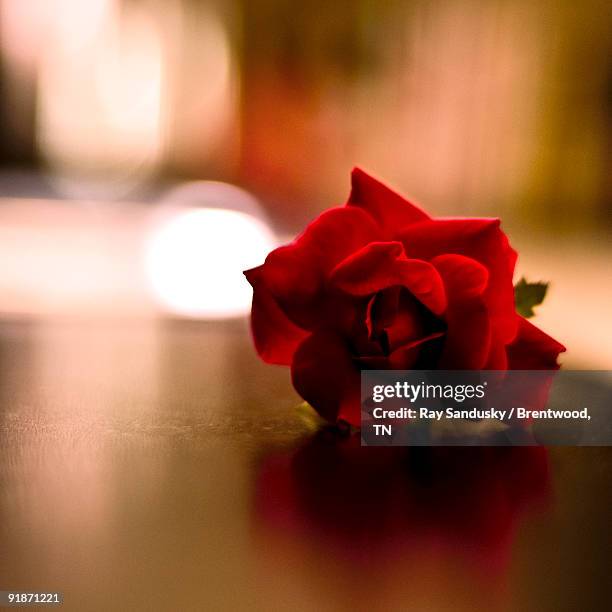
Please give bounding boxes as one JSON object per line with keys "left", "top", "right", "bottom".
{"left": 1, "top": 2, "right": 611, "bottom": 610}
{"left": 0, "top": 0, "right": 610, "bottom": 364}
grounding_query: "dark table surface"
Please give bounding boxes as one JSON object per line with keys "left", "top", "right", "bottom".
{"left": 0, "top": 318, "right": 610, "bottom": 611}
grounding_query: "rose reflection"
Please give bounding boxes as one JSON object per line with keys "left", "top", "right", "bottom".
{"left": 254, "top": 430, "right": 550, "bottom": 572}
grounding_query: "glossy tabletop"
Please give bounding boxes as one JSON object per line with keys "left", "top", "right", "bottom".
{"left": 0, "top": 318, "right": 610, "bottom": 611}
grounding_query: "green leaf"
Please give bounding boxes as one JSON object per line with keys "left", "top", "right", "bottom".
{"left": 514, "top": 277, "right": 549, "bottom": 318}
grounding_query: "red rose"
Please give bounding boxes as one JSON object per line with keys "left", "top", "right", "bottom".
{"left": 244, "top": 168, "right": 565, "bottom": 426}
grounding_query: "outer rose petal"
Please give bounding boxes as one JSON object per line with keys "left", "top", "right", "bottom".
{"left": 399, "top": 218, "right": 517, "bottom": 344}
{"left": 432, "top": 254, "right": 491, "bottom": 368}
{"left": 291, "top": 331, "right": 361, "bottom": 426}
{"left": 347, "top": 167, "right": 429, "bottom": 235}
{"left": 506, "top": 317, "right": 566, "bottom": 369}
{"left": 329, "top": 241, "right": 447, "bottom": 316}
{"left": 256, "top": 206, "right": 381, "bottom": 328}
{"left": 244, "top": 266, "right": 309, "bottom": 365}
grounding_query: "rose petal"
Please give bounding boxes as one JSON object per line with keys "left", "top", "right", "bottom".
{"left": 347, "top": 167, "right": 430, "bottom": 234}
{"left": 244, "top": 266, "right": 309, "bottom": 365}
{"left": 399, "top": 218, "right": 517, "bottom": 344}
{"left": 358, "top": 331, "right": 445, "bottom": 370}
{"left": 432, "top": 254, "right": 491, "bottom": 368}
{"left": 506, "top": 317, "right": 566, "bottom": 369}
{"left": 256, "top": 206, "right": 381, "bottom": 329}
{"left": 384, "top": 291, "right": 427, "bottom": 351}
{"left": 438, "top": 297, "right": 491, "bottom": 369}
{"left": 484, "top": 340, "right": 509, "bottom": 369}
{"left": 431, "top": 254, "right": 489, "bottom": 298}
{"left": 366, "top": 287, "right": 400, "bottom": 342}
{"left": 329, "top": 241, "right": 447, "bottom": 316}
{"left": 291, "top": 331, "right": 361, "bottom": 425}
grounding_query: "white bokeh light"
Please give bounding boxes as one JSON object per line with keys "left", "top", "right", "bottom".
{"left": 145, "top": 207, "right": 276, "bottom": 318}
